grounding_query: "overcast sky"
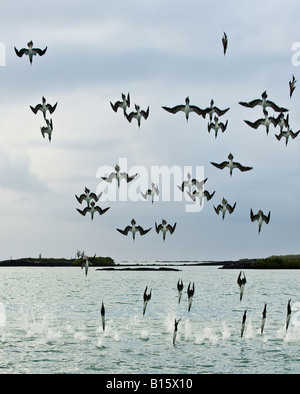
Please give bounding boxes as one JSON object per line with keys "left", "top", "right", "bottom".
{"left": 0, "top": 0, "right": 299, "bottom": 262}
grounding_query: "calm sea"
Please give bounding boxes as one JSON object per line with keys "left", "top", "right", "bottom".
{"left": 0, "top": 264, "right": 299, "bottom": 374}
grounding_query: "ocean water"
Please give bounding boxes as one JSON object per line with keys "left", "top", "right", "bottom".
{"left": 0, "top": 264, "right": 299, "bottom": 374}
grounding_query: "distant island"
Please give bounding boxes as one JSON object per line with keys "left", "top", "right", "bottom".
{"left": 0, "top": 256, "right": 115, "bottom": 267}
{"left": 0, "top": 254, "right": 299, "bottom": 269}
{"left": 219, "top": 254, "right": 300, "bottom": 269}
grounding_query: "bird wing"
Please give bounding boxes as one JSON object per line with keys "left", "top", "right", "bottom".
{"left": 214, "top": 107, "right": 230, "bottom": 116}
{"left": 291, "top": 130, "right": 300, "bottom": 139}
{"left": 244, "top": 119, "right": 263, "bottom": 129}
{"left": 14, "top": 47, "right": 28, "bottom": 57}
{"left": 193, "top": 177, "right": 207, "bottom": 190}
{"left": 266, "top": 100, "right": 288, "bottom": 112}
{"left": 227, "top": 202, "right": 236, "bottom": 213}
{"left": 189, "top": 105, "right": 206, "bottom": 115}
{"left": 30, "top": 104, "right": 42, "bottom": 114}
{"left": 33, "top": 47, "right": 47, "bottom": 56}
{"left": 204, "top": 190, "right": 215, "bottom": 200}
{"left": 167, "top": 223, "right": 176, "bottom": 234}
{"left": 110, "top": 100, "right": 122, "bottom": 112}
{"left": 136, "top": 226, "right": 152, "bottom": 235}
{"left": 220, "top": 120, "right": 228, "bottom": 131}
{"left": 117, "top": 226, "right": 132, "bottom": 235}
{"left": 214, "top": 204, "right": 222, "bottom": 214}
{"left": 47, "top": 102, "right": 58, "bottom": 113}
{"left": 94, "top": 206, "right": 110, "bottom": 215}
{"left": 141, "top": 107, "right": 149, "bottom": 119}
{"left": 77, "top": 207, "right": 90, "bottom": 216}
{"left": 75, "top": 194, "right": 86, "bottom": 204}
{"left": 211, "top": 161, "right": 228, "bottom": 170}
{"left": 187, "top": 191, "right": 196, "bottom": 201}
{"left": 262, "top": 211, "right": 271, "bottom": 223}
{"left": 250, "top": 209, "right": 259, "bottom": 222}
{"left": 155, "top": 223, "right": 163, "bottom": 233}
{"left": 162, "top": 105, "right": 184, "bottom": 114}
{"left": 101, "top": 172, "right": 117, "bottom": 182}
{"left": 234, "top": 162, "right": 253, "bottom": 172}
{"left": 239, "top": 99, "right": 261, "bottom": 108}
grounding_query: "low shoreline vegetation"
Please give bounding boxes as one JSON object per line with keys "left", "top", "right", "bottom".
{"left": 0, "top": 256, "right": 116, "bottom": 267}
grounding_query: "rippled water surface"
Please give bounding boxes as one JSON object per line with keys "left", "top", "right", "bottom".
{"left": 0, "top": 265, "right": 300, "bottom": 374}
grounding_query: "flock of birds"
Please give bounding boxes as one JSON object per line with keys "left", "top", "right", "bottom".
{"left": 13, "top": 36, "right": 299, "bottom": 240}
{"left": 12, "top": 33, "right": 298, "bottom": 345}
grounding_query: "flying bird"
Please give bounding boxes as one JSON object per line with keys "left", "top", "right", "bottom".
{"left": 126, "top": 104, "right": 149, "bottom": 127}
{"left": 214, "top": 198, "right": 236, "bottom": 220}
{"left": 207, "top": 116, "right": 228, "bottom": 138}
{"left": 110, "top": 93, "right": 130, "bottom": 116}
{"left": 141, "top": 182, "right": 159, "bottom": 203}
{"left": 289, "top": 74, "right": 296, "bottom": 98}
{"left": 101, "top": 164, "right": 138, "bottom": 188}
{"left": 239, "top": 90, "right": 288, "bottom": 113}
{"left": 30, "top": 96, "right": 58, "bottom": 119}
{"left": 143, "top": 286, "right": 152, "bottom": 316}
{"left": 237, "top": 271, "right": 247, "bottom": 302}
{"left": 155, "top": 219, "right": 176, "bottom": 241}
{"left": 75, "top": 187, "right": 101, "bottom": 207}
{"left": 187, "top": 186, "right": 215, "bottom": 207}
{"left": 77, "top": 201, "right": 110, "bottom": 220}
{"left": 80, "top": 252, "right": 96, "bottom": 276}
{"left": 162, "top": 96, "right": 205, "bottom": 121}
{"left": 40, "top": 118, "right": 53, "bottom": 142}
{"left": 244, "top": 109, "right": 278, "bottom": 135}
{"left": 117, "top": 219, "right": 151, "bottom": 241}
{"left": 178, "top": 174, "right": 207, "bottom": 193}
{"left": 211, "top": 153, "right": 253, "bottom": 177}
{"left": 201, "top": 99, "right": 230, "bottom": 121}
{"left": 275, "top": 115, "right": 300, "bottom": 146}
{"left": 250, "top": 209, "right": 271, "bottom": 233}
{"left": 222, "top": 32, "right": 228, "bottom": 55}
{"left": 14, "top": 40, "right": 47, "bottom": 65}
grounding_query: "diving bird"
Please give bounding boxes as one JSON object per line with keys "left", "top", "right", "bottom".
{"left": 177, "top": 279, "right": 184, "bottom": 303}
{"left": 244, "top": 109, "right": 278, "bottom": 135}
{"left": 143, "top": 286, "right": 152, "bottom": 316}
{"left": 30, "top": 96, "right": 58, "bottom": 119}
{"left": 187, "top": 188, "right": 215, "bottom": 207}
{"left": 14, "top": 40, "right": 47, "bottom": 65}
{"left": 101, "top": 301, "right": 105, "bottom": 331}
{"left": 141, "top": 182, "right": 159, "bottom": 203}
{"left": 162, "top": 96, "right": 205, "bottom": 121}
{"left": 40, "top": 118, "right": 53, "bottom": 142}
{"left": 222, "top": 32, "right": 228, "bottom": 55}
{"left": 241, "top": 310, "right": 247, "bottom": 338}
{"left": 207, "top": 115, "right": 228, "bottom": 138}
{"left": 178, "top": 174, "right": 207, "bottom": 193}
{"left": 250, "top": 209, "right": 271, "bottom": 234}
{"left": 155, "top": 219, "right": 176, "bottom": 241}
{"left": 76, "top": 201, "right": 110, "bottom": 220}
{"left": 261, "top": 303, "right": 267, "bottom": 334}
{"left": 117, "top": 219, "right": 151, "bottom": 241}
{"left": 187, "top": 282, "right": 195, "bottom": 312}
{"left": 275, "top": 115, "right": 300, "bottom": 146}
{"left": 75, "top": 187, "right": 101, "bottom": 207}
{"left": 289, "top": 74, "right": 296, "bottom": 98}
{"left": 239, "top": 90, "right": 289, "bottom": 113}
{"left": 237, "top": 271, "right": 247, "bottom": 302}
{"left": 201, "top": 99, "right": 230, "bottom": 121}
{"left": 211, "top": 153, "right": 253, "bottom": 177}
{"left": 126, "top": 104, "right": 149, "bottom": 127}
{"left": 173, "top": 318, "right": 181, "bottom": 345}
{"left": 110, "top": 93, "right": 130, "bottom": 116}
{"left": 273, "top": 112, "right": 289, "bottom": 133}
{"left": 214, "top": 198, "right": 236, "bottom": 220}
{"left": 101, "top": 164, "right": 138, "bottom": 188}
{"left": 286, "top": 299, "right": 292, "bottom": 331}
{"left": 80, "top": 252, "right": 96, "bottom": 276}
